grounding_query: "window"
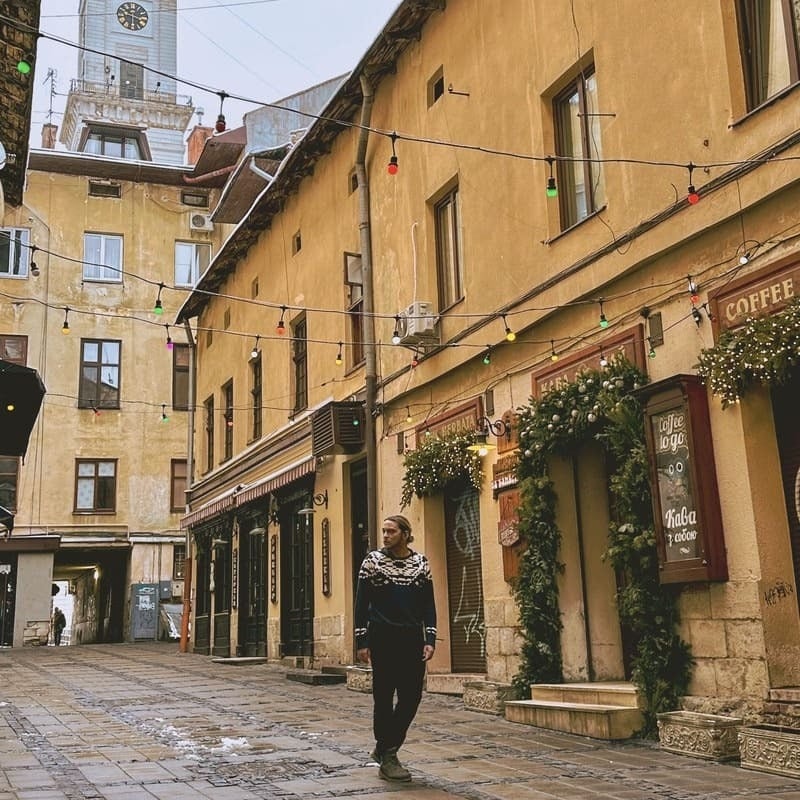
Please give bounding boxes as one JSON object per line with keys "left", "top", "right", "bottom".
{"left": 0, "top": 228, "right": 30, "bottom": 277}
{"left": 292, "top": 231, "right": 302, "bottom": 254}
{"left": 88, "top": 181, "right": 121, "bottom": 198}
{"left": 0, "top": 335, "right": 27, "bottom": 365}
{"left": 83, "top": 233, "right": 123, "bottom": 282}
{"left": 250, "top": 353, "right": 262, "bottom": 441}
{"left": 428, "top": 66, "right": 445, "bottom": 106}
{"left": 292, "top": 316, "right": 308, "bottom": 414}
{"left": 119, "top": 59, "right": 144, "bottom": 100}
{"left": 173, "top": 544, "right": 186, "bottom": 579}
{"left": 344, "top": 252, "right": 364, "bottom": 367}
{"left": 204, "top": 395, "right": 214, "bottom": 471}
{"left": 223, "top": 308, "right": 230, "bottom": 330}
{"left": 75, "top": 459, "right": 117, "bottom": 512}
{"left": 172, "top": 344, "right": 190, "bottom": 410}
{"left": 0, "top": 457, "right": 19, "bottom": 512}
{"left": 170, "top": 459, "right": 187, "bottom": 513}
{"left": 251, "top": 277, "right": 259, "bottom": 298}
{"left": 81, "top": 126, "right": 146, "bottom": 160}
{"left": 222, "top": 380, "right": 234, "bottom": 461}
{"left": 554, "top": 66, "right": 606, "bottom": 230}
{"left": 174, "top": 241, "right": 210, "bottom": 287}
{"left": 79, "top": 339, "right": 120, "bottom": 409}
{"left": 181, "top": 190, "right": 209, "bottom": 208}
{"left": 737, "top": 0, "right": 800, "bottom": 109}
{"left": 434, "top": 186, "right": 463, "bottom": 310}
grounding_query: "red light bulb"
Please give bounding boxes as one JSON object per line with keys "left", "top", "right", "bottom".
{"left": 687, "top": 185, "right": 700, "bottom": 205}
{"left": 387, "top": 156, "right": 398, "bottom": 175}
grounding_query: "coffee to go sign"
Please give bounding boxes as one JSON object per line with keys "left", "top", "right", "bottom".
{"left": 638, "top": 375, "right": 728, "bottom": 583}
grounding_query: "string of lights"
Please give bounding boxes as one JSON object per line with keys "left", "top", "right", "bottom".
{"left": 6, "top": 12, "right": 800, "bottom": 177}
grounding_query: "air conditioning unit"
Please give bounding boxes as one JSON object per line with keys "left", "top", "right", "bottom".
{"left": 189, "top": 212, "right": 214, "bottom": 232}
{"left": 398, "top": 301, "right": 438, "bottom": 345}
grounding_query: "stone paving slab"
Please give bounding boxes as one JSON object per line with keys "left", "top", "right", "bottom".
{"left": 1, "top": 642, "right": 800, "bottom": 798}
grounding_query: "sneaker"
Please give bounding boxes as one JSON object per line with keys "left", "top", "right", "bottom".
{"left": 379, "top": 748, "right": 411, "bottom": 782}
{"left": 368, "top": 749, "right": 381, "bottom": 765}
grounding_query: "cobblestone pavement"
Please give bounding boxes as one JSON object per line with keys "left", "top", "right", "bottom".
{"left": 1, "top": 643, "right": 799, "bottom": 799}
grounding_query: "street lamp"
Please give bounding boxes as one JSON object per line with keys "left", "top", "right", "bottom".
{"left": 467, "top": 416, "right": 511, "bottom": 456}
{"left": 298, "top": 490, "right": 328, "bottom": 515}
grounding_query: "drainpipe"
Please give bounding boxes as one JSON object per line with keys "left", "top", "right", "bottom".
{"left": 356, "top": 74, "right": 378, "bottom": 551}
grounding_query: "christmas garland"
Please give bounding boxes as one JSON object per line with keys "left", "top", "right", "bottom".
{"left": 514, "top": 355, "right": 692, "bottom": 736}
{"left": 400, "top": 430, "right": 483, "bottom": 508}
{"left": 696, "top": 295, "right": 800, "bottom": 407}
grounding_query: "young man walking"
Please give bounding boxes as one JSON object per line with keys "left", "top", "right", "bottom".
{"left": 355, "top": 514, "right": 437, "bottom": 782}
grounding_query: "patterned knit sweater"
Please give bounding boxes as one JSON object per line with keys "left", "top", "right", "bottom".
{"left": 354, "top": 548, "right": 437, "bottom": 649}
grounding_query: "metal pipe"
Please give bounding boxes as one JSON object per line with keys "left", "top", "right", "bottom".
{"left": 356, "top": 74, "right": 378, "bottom": 551}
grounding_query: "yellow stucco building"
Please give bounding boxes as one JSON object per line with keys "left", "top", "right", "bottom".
{"left": 177, "top": 0, "right": 800, "bottom": 734}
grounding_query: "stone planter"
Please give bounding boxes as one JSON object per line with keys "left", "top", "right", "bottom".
{"left": 738, "top": 724, "right": 800, "bottom": 777}
{"left": 657, "top": 711, "right": 742, "bottom": 761}
{"left": 346, "top": 666, "right": 372, "bottom": 693}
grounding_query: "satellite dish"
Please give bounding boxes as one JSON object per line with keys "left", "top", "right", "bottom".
{"left": 0, "top": 141, "right": 7, "bottom": 171}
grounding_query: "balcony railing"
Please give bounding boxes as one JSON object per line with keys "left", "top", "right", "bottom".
{"left": 68, "top": 78, "right": 192, "bottom": 107}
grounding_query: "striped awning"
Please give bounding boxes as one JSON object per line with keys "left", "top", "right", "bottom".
{"left": 234, "top": 456, "right": 316, "bottom": 506}
{"left": 180, "top": 493, "right": 235, "bottom": 529}
{"left": 180, "top": 456, "right": 316, "bottom": 528}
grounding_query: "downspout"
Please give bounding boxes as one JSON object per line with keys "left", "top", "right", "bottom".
{"left": 356, "top": 74, "right": 378, "bottom": 551}
{"left": 179, "top": 319, "right": 197, "bottom": 653}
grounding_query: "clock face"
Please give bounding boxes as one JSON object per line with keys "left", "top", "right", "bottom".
{"left": 116, "top": 2, "right": 149, "bottom": 31}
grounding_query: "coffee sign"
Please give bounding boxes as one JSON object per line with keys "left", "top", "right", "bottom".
{"left": 651, "top": 407, "right": 699, "bottom": 562}
{"left": 640, "top": 375, "right": 728, "bottom": 584}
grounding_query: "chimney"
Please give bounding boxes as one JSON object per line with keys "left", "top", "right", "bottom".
{"left": 41, "top": 123, "right": 58, "bottom": 149}
{"left": 186, "top": 125, "right": 214, "bottom": 165}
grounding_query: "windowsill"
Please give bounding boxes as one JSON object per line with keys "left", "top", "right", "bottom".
{"left": 345, "top": 361, "right": 365, "bottom": 377}
{"left": 82, "top": 278, "right": 123, "bottom": 285}
{"left": 72, "top": 510, "right": 116, "bottom": 515}
{"left": 545, "top": 204, "right": 608, "bottom": 245}
{"left": 79, "top": 404, "right": 120, "bottom": 411}
{"left": 438, "top": 296, "right": 465, "bottom": 316}
{"left": 729, "top": 81, "right": 800, "bottom": 128}
{"left": 0, "top": 274, "right": 28, "bottom": 280}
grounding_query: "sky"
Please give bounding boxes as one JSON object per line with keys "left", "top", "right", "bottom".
{"left": 30, "top": 0, "right": 401, "bottom": 147}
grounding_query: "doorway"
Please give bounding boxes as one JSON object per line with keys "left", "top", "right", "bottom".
{"left": 238, "top": 515, "right": 267, "bottom": 657}
{"left": 443, "top": 479, "right": 486, "bottom": 673}
{"left": 772, "top": 372, "right": 800, "bottom": 615}
{"left": 280, "top": 490, "right": 314, "bottom": 658}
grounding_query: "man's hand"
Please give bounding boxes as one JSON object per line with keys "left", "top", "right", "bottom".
{"left": 357, "top": 647, "right": 371, "bottom": 664}
{"left": 422, "top": 645, "right": 435, "bottom": 662}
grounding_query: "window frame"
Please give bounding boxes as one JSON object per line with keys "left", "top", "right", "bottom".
{"left": 78, "top": 124, "right": 151, "bottom": 160}
{"left": 204, "top": 395, "right": 214, "bottom": 472}
{"left": 553, "top": 65, "right": 606, "bottom": 231}
{"left": 83, "top": 233, "right": 124, "bottom": 283}
{"left": 344, "top": 252, "right": 365, "bottom": 368}
{"left": 250, "top": 352, "right": 262, "bottom": 442}
{"left": 78, "top": 338, "right": 121, "bottom": 410}
{"left": 222, "top": 379, "right": 234, "bottom": 462}
{"left": 172, "top": 343, "right": 190, "bottom": 411}
{"left": 0, "top": 335, "right": 27, "bottom": 365}
{"left": 170, "top": 458, "right": 187, "bottom": 513}
{"left": 174, "top": 241, "right": 211, "bottom": 288}
{"left": 0, "top": 456, "right": 19, "bottom": 513}
{"left": 173, "top": 544, "right": 186, "bottom": 580}
{"left": 0, "top": 227, "right": 30, "bottom": 278}
{"left": 74, "top": 458, "right": 117, "bottom": 513}
{"left": 433, "top": 185, "right": 464, "bottom": 312}
{"left": 292, "top": 315, "right": 308, "bottom": 414}
{"left": 736, "top": 0, "right": 800, "bottom": 110}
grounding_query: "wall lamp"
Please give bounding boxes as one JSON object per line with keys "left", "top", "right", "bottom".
{"left": 298, "top": 489, "right": 328, "bottom": 515}
{"left": 467, "top": 416, "right": 511, "bottom": 455}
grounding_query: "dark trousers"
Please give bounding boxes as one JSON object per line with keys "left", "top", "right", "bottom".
{"left": 369, "top": 624, "right": 426, "bottom": 755}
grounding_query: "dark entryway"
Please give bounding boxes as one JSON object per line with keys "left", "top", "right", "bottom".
{"left": 280, "top": 489, "right": 314, "bottom": 658}
{"left": 238, "top": 514, "right": 267, "bottom": 657}
{"left": 443, "top": 479, "right": 487, "bottom": 673}
{"left": 0, "top": 553, "right": 17, "bottom": 646}
{"left": 772, "top": 372, "right": 800, "bottom": 615}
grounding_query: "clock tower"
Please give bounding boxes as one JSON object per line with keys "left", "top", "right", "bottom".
{"left": 60, "top": 0, "right": 194, "bottom": 164}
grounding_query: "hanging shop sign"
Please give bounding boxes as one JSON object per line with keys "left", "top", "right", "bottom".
{"left": 638, "top": 374, "right": 728, "bottom": 583}
{"left": 709, "top": 257, "right": 800, "bottom": 334}
{"left": 531, "top": 326, "right": 645, "bottom": 399}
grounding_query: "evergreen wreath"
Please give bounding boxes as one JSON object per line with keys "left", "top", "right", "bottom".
{"left": 696, "top": 295, "right": 800, "bottom": 408}
{"left": 514, "top": 355, "right": 692, "bottom": 736}
{"left": 400, "top": 430, "right": 484, "bottom": 508}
